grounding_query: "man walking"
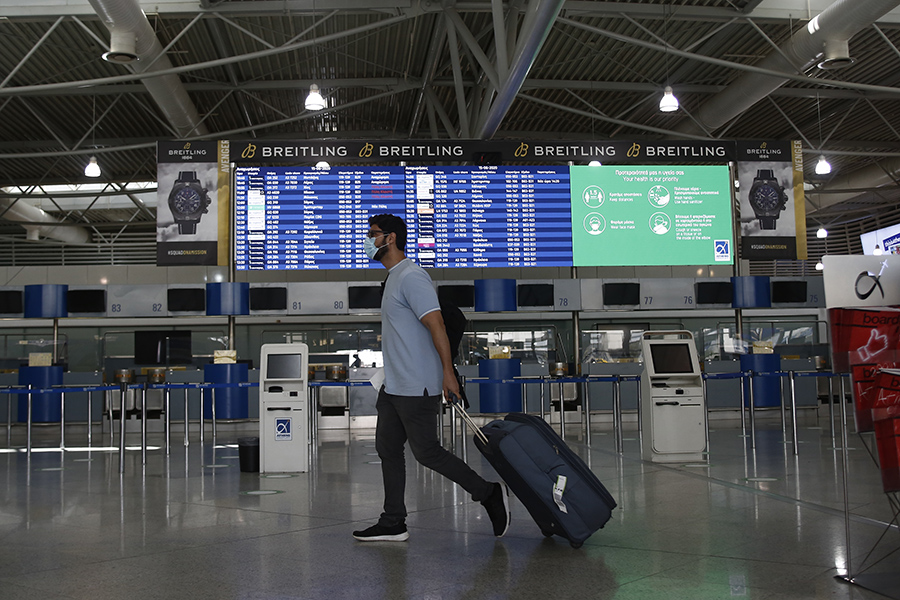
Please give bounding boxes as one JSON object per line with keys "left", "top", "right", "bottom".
{"left": 352, "top": 214, "right": 510, "bottom": 542}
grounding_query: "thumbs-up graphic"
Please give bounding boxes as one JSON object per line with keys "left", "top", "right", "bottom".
{"left": 859, "top": 328, "right": 890, "bottom": 362}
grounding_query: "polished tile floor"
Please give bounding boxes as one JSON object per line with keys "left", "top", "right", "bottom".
{"left": 1, "top": 408, "right": 898, "bottom": 600}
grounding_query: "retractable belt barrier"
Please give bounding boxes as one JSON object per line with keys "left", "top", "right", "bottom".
{"left": 1, "top": 370, "right": 851, "bottom": 469}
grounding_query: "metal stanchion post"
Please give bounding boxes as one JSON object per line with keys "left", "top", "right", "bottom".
{"left": 748, "top": 370, "right": 757, "bottom": 450}
{"left": 540, "top": 376, "right": 547, "bottom": 421}
{"left": 210, "top": 386, "right": 217, "bottom": 440}
{"left": 838, "top": 373, "right": 853, "bottom": 581}
{"left": 582, "top": 379, "right": 592, "bottom": 447}
{"left": 199, "top": 386, "right": 205, "bottom": 448}
{"left": 164, "top": 386, "right": 171, "bottom": 456}
{"left": 828, "top": 375, "right": 836, "bottom": 445}
{"left": 6, "top": 388, "right": 11, "bottom": 448}
{"left": 107, "top": 390, "right": 114, "bottom": 447}
{"left": 86, "top": 389, "right": 93, "bottom": 447}
{"left": 788, "top": 370, "right": 799, "bottom": 455}
{"left": 141, "top": 384, "right": 148, "bottom": 465}
{"left": 613, "top": 376, "right": 623, "bottom": 454}
{"left": 118, "top": 382, "right": 126, "bottom": 474}
{"left": 739, "top": 373, "right": 747, "bottom": 437}
{"left": 636, "top": 375, "right": 643, "bottom": 436}
{"left": 26, "top": 384, "right": 33, "bottom": 456}
{"left": 308, "top": 387, "right": 315, "bottom": 447}
{"left": 558, "top": 380, "right": 566, "bottom": 441}
{"left": 779, "top": 371, "right": 788, "bottom": 442}
{"left": 183, "top": 388, "right": 189, "bottom": 447}
{"left": 60, "top": 389, "right": 66, "bottom": 451}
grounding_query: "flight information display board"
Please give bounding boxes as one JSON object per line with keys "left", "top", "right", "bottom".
{"left": 234, "top": 165, "right": 573, "bottom": 270}
{"left": 569, "top": 165, "right": 733, "bottom": 267}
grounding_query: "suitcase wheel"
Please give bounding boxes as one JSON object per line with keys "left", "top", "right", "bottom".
{"left": 569, "top": 541, "right": 583, "bottom": 549}
{"left": 540, "top": 529, "right": 553, "bottom": 538}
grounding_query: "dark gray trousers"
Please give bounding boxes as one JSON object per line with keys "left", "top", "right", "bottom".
{"left": 375, "top": 387, "right": 493, "bottom": 527}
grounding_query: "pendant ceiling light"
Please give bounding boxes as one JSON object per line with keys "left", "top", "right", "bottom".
{"left": 305, "top": 84, "right": 325, "bottom": 111}
{"left": 84, "top": 156, "right": 101, "bottom": 177}
{"left": 659, "top": 86, "right": 679, "bottom": 112}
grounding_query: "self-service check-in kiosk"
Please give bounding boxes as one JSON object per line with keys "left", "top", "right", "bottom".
{"left": 259, "top": 343, "right": 309, "bottom": 473}
{"left": 640, "top": 331, "right": 707, "bottom": 463}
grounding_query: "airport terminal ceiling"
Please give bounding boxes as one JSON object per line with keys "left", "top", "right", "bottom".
{"left": 2, "top": 0, "right": 900, "bottom": 266}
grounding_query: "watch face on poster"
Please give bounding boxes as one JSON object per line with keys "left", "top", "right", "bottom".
{"left": 172, "top": 187, "right": 204, "bottom": 214}
{"left": 157, "top": 163, "right": 218, "bottom": 241}
{"left": 753, "top": 184, "right": 782, "bottom": 210}
{"left": 739, "top": 162, "right": 794, "bottom": 237}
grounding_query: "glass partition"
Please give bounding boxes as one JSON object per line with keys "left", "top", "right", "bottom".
{"left": 708, "top": 319, "right": 828, "bottom": 362}
{"left": 261, "top": 328, "right": 382, "bottom": 367}
{"left": 0, "top": 333, "right": 69, "bottom": 370}
{"left": 460, "top": 327, "right": 557, "bottom": 366}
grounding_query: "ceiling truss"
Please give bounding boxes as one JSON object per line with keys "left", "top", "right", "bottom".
{"left": 0, "top": 0, "right": 899, "bottom": 261}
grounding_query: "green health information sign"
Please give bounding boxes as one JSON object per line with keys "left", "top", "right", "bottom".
{"left": 570, "top": 165, "right": 733, "bottom": 266}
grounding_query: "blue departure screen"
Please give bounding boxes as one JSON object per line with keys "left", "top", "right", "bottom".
{"left": 234, "top": 165, "right": 573, "bottom": 270}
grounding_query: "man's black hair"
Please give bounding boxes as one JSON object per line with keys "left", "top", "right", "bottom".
{"left": 368, "top": 214, "right": 407, "bottom": 251}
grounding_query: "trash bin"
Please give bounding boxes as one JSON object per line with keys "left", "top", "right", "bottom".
{"left": 238, "top": 437, "right": 260, "bottom": 473}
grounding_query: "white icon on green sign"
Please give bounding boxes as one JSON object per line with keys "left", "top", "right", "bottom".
{"left": 649, "top": 212, "right": 671, "bottom": 235}
{"left": 584, "top": 213, "right": 606, "bottom": 235}
{"left": 648, "top": 185, "right": 670, "bottom": 208}
{"left": 583, "top": 186, "right": 604, "bottom": 208}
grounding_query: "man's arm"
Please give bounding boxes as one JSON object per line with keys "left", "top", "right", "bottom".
{"left": 420, "top": 310, "right": 461, "bottom": 400}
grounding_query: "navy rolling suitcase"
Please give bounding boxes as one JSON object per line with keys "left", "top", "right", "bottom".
{"left": 450, "top": 396, "right": 616, "bottom": 548}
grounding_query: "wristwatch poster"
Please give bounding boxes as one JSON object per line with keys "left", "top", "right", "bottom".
{"left": 156, "top": 141, "right": 222, "bottom": 266}
{"left": 737, "top": 140, "right": 805, "bottom": 261}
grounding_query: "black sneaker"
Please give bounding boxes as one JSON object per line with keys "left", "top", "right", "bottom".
{"left": 481, "top": 482, "right": 511, "bottom": 537}
{"left": 352, "top": 523, "right": 409, "bottom": 542}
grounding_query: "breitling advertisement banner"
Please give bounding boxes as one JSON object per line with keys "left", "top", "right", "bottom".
{"left": 230, "top": 139, "right": 738, "bottom": 164}
{"left": 737, "top": 140, "right": 807, "bottom": 261}
{"left": 156, "top": 141, "right": 229, "bottom": 266}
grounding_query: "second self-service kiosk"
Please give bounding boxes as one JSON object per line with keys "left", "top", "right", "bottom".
{"left": 259, "top": 343, "right": 309, "bottom": 473}
{"left": 640, "top": 332, "right": 707, "bottom": 463}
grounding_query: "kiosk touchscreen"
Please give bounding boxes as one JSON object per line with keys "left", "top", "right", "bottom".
{"left": 640, "top": 333, "right": 707, "bottom": 463}
{"left": 646, "top": 342, "right": 698, "bottom": 378}
{"left": 259, "top": 343, "right": 309, "bottom": 473}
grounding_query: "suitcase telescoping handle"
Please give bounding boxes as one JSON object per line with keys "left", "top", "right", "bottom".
{"left": 446, "top": 391, "right": 489, "bottom": 446}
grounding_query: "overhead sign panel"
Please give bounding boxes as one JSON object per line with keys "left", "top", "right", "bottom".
{"left": 570, "top": 165, "right": 734, "bottom": 267}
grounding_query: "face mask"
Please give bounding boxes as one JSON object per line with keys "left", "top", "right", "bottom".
{"left": 364, "top": 236, "right": 387, "bottom": 260}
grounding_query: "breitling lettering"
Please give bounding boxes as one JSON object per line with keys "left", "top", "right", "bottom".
{"left": 168, "top": 148, "right": 209, "bottom": 158}
{"left": 377, "top": 145, "right": 464, "bottom": 158}
{"left": 532, "top": 145, "right": 616, "bottom": 158}
{"left": 645, "top": 146, "right": 727, "bottom": 158}
{"left": 745, "top": 147, "right": 784, "bottom": 157}
{"left": 262, "top": 146, "right": 348, "bottom": 158}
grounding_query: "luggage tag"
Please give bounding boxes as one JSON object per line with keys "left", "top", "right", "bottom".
{"left": 553, "top": 475, "right": 568, "bottom": 513}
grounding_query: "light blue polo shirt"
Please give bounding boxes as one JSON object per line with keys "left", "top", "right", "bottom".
{"left": 381, "top": 258, "right": 443, "bottom": 396}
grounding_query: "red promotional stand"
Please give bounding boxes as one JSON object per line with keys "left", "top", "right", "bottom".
{"left": 829, "top": 308, "right": 900, "bottom": 598}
